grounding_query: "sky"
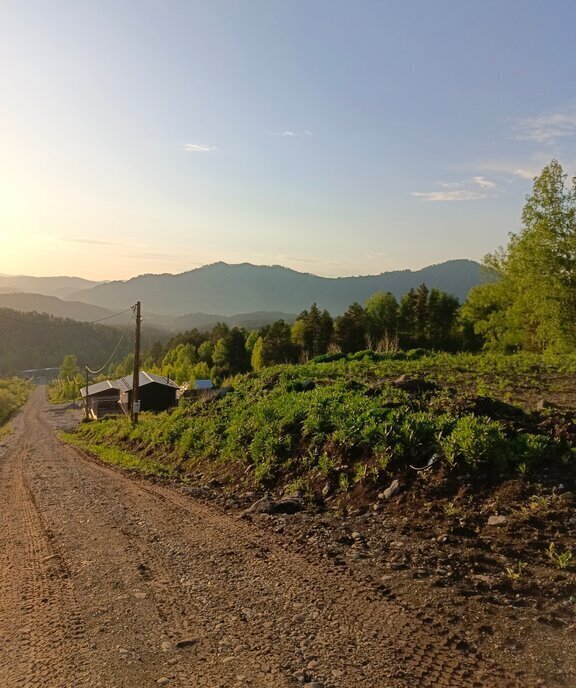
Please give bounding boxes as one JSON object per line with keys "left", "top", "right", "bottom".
{"left": 2, "top": 1, "right": 576, "bottom": 281}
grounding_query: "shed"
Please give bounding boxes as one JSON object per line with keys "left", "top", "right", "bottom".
{"left": 179, "top": 379, "right": 215, "bottom": 400}
{"left": 117, "top": 371, "right": 179, "bottom": 413}
{"left": 80, "top": 379, "right": 121, "bottom": 419}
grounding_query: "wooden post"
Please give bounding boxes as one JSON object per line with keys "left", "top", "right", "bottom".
{"left": 131, "top": 301, "right": 141, "bottom": 425}
{"left": 84, "top": 365, "right": 89, "bottom": 419}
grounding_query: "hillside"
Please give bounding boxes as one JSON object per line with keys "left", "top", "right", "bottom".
{"left": 69, "top": 260, "right": 488, "bottom": 316}
{"left": 0, "top": 293, "right": 123, "bottom": 323}
{"left": 171, "top": 310, "right": 297, "bottom": 332}
{"left": 0, "top": 274, "right": 102, "bottom": 298}
{"left": 0, "top": 308, "right": 136, "bottom": 375}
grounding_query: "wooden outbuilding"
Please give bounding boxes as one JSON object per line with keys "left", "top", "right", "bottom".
{"left": 117, "top": 371, "right": 179, "bottom": 414}
{"left": 80, "top": 379, "right": 121, "bottom": 419}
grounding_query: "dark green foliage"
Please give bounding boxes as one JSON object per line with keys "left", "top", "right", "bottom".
{"left": 291, "top": 304, "right": 334, "bottom": 358}
{"left": 334, "top": 303, "right": 367, "bottom": 353}
{"left": 0, "top": 378, "right": 34, "bottom": 425}
{"left": 0, "top": 308, "right": 135, "bottom": 376}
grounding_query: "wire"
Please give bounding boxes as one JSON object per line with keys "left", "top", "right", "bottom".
{"left": 85, "top": 309, "right": 135, "bottom": 375}
{"left": 0, "top": 305, "right": 135, "bottom": 327}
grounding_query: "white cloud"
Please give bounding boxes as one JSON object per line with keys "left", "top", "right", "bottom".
{"left": 413, "top": 174, "right": 496, "bottom": 201}
{"left": 472, "top": 176, "right": 496, "bottom": 189}
{"left": 412, "top": 190, "right": 488, "bottom": 202}
{"left": 513, "top": 106, "right": 576, "bottom": 143}
{"left": 184, "top": 143, "right": 217, "bottom": 152}
{"left": 271, "top": 130, "right": 314, "bottom": 137}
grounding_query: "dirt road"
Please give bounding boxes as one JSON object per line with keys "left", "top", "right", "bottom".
{"left": 0, "top": 389, "right": 524, "bottom": 687}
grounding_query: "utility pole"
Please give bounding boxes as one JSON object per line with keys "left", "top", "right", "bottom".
{"left": 84, "top": 365, "right": 90, "bottom": 419}
{"left": 131, "top": 301, "right": 141, "bottom": 425}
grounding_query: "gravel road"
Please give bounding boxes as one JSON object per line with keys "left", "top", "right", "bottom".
{"left": 0, "top": 389, "right": 524, "bottom": 687}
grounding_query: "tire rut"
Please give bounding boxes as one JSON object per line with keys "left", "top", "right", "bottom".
{"left": 0, "top": 389, "right": 529, "bottom": 687}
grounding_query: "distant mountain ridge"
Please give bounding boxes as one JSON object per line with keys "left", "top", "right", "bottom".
{"left": 0, "top": 274, "right": 102, "bottom": 298}
{"left": 68, "top": 260, "right": 487, "bottom": 317}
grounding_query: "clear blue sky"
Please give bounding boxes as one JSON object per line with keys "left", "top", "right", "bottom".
{"left": 2, "top": 1, "right": 576, "bottom": 279}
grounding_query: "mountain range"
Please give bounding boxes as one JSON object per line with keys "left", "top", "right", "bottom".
{"left": 0, "top": 260, "right": 488, "bottom": 331}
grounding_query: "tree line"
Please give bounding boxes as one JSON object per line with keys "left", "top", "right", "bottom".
{"left": 116, "top": 284, "right": 464, "bottom": 385}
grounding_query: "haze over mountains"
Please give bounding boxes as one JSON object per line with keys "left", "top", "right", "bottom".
{"left": 0, "top": 260, "right": 488, "bottom": 331}
{"left": 0, "top": 274, "right": 102, "bottom": 298}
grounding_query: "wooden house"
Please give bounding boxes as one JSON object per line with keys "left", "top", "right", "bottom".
{"left": 117, "top": 371, "right": 179, "bottom": 414}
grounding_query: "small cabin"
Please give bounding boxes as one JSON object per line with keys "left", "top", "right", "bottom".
{"left": 117, "top": 371, "right": 179, "bottom": 414}
{"left": 81, "top": 379, "right": 121, "bottom": 419}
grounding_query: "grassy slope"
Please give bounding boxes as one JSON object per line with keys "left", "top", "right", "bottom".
{"left": 63, "top": 352, "right": 576, "bottom": 497}
{"left": 0, "top": 378, "right": 34, "bottom": 427}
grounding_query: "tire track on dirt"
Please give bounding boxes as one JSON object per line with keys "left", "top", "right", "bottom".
{"left": 0, "top": 419, "right": 90, "bottom": 687}
{"left": 2, "top": 389, "right": 529, "bottom": 687}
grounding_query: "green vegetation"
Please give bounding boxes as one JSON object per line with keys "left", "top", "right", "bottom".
{"left": 547, "top": 542, "right": 573, "bottom": 569}
{"left": 61, "top": 431, "right": 175, "bottom": 477}
{"left": 0, "top": 377, "right": 34, "bottom": 426}
{"left": 67, "top": 351, "right": 576, "bottom": 494}
{"left": 462, "top": 160, "right": 576, "bottom": 353}
{"left": 48, "top": 354, "right": 84, "bottom": 403}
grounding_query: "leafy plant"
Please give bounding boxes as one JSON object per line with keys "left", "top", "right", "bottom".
{"left": 547, "top": 542, "right": 573, "bottom": 569}
{"left": 504, "top": 561, "right": 526, "bottom": 582}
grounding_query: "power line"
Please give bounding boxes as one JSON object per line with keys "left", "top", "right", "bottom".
{"left": 86, "top": 307, "right": 136, "bottom": 375}
{"left": 0, "top": 305, "right": 135, "bottom": 327}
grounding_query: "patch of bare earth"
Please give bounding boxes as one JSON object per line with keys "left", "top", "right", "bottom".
{"left": 0, "top": 389, "right": 567, "bottom": 686}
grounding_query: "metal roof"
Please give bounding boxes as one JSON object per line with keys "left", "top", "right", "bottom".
{"left": 116, "top": 371, "right": 179, "bottom": 391}
{"left": 81, "top": 379, "right": 121, "bottom": 398}
{"left": 193, "top": 379, "right": 214, "bottom": 390}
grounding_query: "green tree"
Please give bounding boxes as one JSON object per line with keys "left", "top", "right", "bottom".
{"left": 364, "top": 291, "right": 398, "bottom": 347}
{"left": 464, "top": 160, "right": 576, "bottom": 352}
{"left": 254, "top": 321, "right": 299, "bottom": 368}
{"left": 291, "top": 304, "right": 334, "bottom": 358}
{"left": 59, "top": 354, "right": 80, "bottom": 380}
{"left": 334, "top": 303, "right": 366, "bottom": 353}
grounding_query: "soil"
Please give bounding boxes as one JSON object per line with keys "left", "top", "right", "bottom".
{"left": 0, "top": 388, "right": 573, "bottom": 687}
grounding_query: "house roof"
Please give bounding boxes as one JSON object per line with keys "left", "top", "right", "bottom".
{"left": 116, "top": 371, "right": 179, "bottom": 391}
{"left": 193, "top": 379, "right": 214, "bottom": 390}
{"left": 81, "top": 379, "right": 121, "bottom": 398}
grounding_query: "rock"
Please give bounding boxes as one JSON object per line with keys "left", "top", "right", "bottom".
{"left": 536, "top": 398, "right": 557, "bottom": 411}
{"left": 134, "top": 591, "right": 147, "bottom": 599}
{"left": 304, "top": 682, "right": 324, "bottom": 688}
{"left": 175, "top": 638, "right": 198, "bottom": 649}
{"left": 390, "top": 561, "right": 408, "bottom": 571}
{"left": 272, "top": 497, "right": 304, "bottom": 515}
{"left": 559, "top": 491, "right": 574, "bottom": 503}
{"left": 351, "top": 531, "right": 363, "bottom": 540}
{"left": 156, "top": 679, "right": 170, "bottom": 686}
{"left": 382, "top": 479, "right": 401, "bottom": 500}
{"left": 160, "top": 641, "right": 173, "bottom": 652}
{"left": 487, "top": 515, "right": 507, "bottom": 526}
{"left": 242, "top": 496, "right": 274, "bottom": 516}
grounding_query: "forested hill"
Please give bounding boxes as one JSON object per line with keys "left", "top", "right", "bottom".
{"left": 0, "top": 308, "right": 136, "bottom": 375}
{"left": 0, "top": 293, "right": 122, "bottom": 323}
{"left": 69, "top": 259, "right": 486, "bottom": 317}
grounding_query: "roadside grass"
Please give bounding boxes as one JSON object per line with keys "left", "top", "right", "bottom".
{"left": 60, "top": 430, "right": 175, "bottom": 478}
{"left": 65, "top": 352, "right": 576, "bottom": 494}
{"left": 0, "top": 378, "right": 35, "bottom": 429}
